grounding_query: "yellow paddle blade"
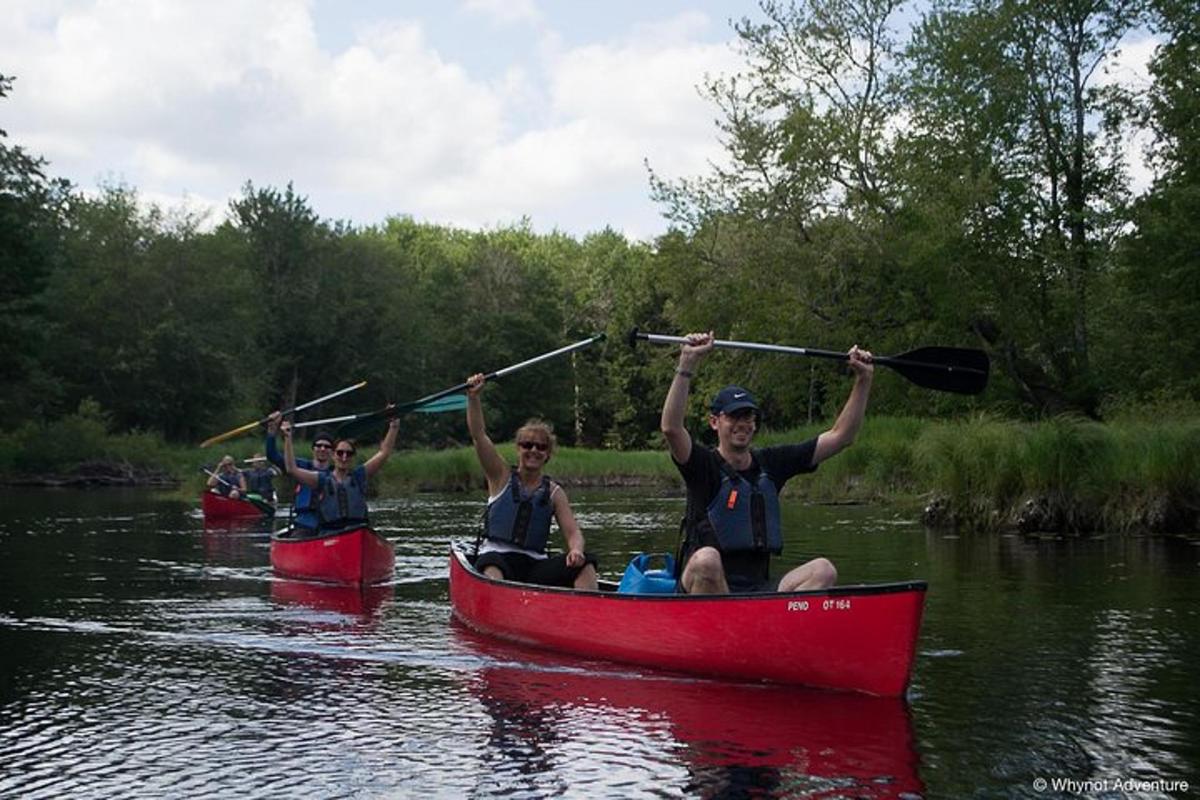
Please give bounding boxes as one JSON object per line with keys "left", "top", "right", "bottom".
{"left": 199, "top": 419, "right": 261, "bottom": 448}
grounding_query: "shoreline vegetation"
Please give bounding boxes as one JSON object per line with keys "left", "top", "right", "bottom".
{"left": 1, "top": 413, "right": 1196, "bottom": 535}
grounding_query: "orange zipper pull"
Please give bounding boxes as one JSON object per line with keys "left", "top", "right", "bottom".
{"left": 727, "top": 488, "right": 739, "bottom": 509}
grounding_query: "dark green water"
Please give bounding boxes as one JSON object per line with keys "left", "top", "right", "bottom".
{"left": 0, "top": 488, "right": 1196, "bottom": 798}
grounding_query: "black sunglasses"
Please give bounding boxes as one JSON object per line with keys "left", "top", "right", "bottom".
{"left": 334, "top": 449, "right": 355, "bottom": 457}
{"left": 313, "top": 442, "right": 333, "bottom": 450}
{"left": 517, "top": 441, "right": 549, "bottom": 452}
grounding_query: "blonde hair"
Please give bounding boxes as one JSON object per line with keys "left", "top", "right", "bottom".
{"left": 514, "top": 418, "right": 557, "bottom": 456}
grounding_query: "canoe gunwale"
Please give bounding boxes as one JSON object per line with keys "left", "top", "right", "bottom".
{"left": 449, "top": 544, "right": 927, "bottom": 600}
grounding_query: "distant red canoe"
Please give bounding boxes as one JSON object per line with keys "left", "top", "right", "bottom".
{"left": 449, "top": 547, "right": 926, "bottom": 696}
{"left": 201, "top": 491, "right": 273, "bottom": 521}
{"left": 270, "top": 526, "right": 395, "bottom": 586}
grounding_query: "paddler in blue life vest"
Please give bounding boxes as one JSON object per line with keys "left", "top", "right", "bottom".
{"left": 280, "top": 415, "right": 400, "bottom": 533}
{"left": 207, "top": 455, "right": 247, "bottom": 499}
{"left": 265, "top": 412, "right": 335, "bottom": 534}
{"left": 465, "top": 373, "right": 599, "bottom": 590}
{"left": 661, "top": 331, "right": 874, "bottom": 594}
{"left": 242, "top": 453, "right": 279, "bottom": 505}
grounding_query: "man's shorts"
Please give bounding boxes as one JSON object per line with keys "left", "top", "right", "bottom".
{"left": 474, "top": 550, "right": 598, "bottom": 588}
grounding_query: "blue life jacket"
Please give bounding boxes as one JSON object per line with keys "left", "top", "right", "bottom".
{"left": 484, "top": 471, "right": 555, "bottom": 553}
{"left": 267, "top": 436, "right": 328, "bottom": 528}
{"left": 244, "top": 467, "right": 276, "bottom": 502}
{"left": 213, "top": 470, "right": 242, "bottom": 497}
{"left": 316, "top": 466, "right": 369, "bottom": 530}
{"left": 704, "top": 452, "right": 783, "bottom": 554}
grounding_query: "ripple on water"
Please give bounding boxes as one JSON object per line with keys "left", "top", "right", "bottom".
{"left": 2, "top": 490, "right": 1199, "bottom": 798}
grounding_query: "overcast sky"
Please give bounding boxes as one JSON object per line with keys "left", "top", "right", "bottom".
{"left": 3, "top": 0, "right": 751, "bottom": 239}
{"left": 2, "top": 1, "right": 1159, "bottom": 241}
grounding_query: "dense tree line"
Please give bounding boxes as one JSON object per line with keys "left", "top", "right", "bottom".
{"left": 1, "top": 0, "right": 1195, "bottom": 451}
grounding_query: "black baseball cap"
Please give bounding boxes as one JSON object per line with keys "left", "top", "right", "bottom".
{"left": 312, "top": 430, "right": 335, "bottom": 447}
{"left": 710, "top": 385, "right": 759, "bottom": 415}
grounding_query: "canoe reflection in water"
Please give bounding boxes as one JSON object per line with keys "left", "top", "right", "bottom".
{"left": 455, "top": 624, "right": 924, "bottom": 799}
{"left": 202, "top": 519, "right": 272, "bottom": 566}
{"left": 269, "top": 578, "right": 392, "bottom": 618}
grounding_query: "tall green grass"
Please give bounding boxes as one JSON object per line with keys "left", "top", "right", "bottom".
{"left": 758, "top": 414, "right": 1199, "bottom": 532}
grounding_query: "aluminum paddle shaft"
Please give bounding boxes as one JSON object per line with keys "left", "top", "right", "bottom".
{"left": 337, "top": 333, "right": 606, "bottom": 437}
{"left": 628, "top": 328, "right": 989, "bottom": 395}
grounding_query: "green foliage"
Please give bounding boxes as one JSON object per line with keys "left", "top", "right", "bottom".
{"left": 0, "top": 398, "right": 180, "bottom": 474}
{"left": 1, "top": 2, "right": 1197, "bottom": 472}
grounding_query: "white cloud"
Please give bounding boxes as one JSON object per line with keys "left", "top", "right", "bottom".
{"left": 1, "top": 1, "right": 739, "bottom": 238}
{"left": 462, "top": 0, "right": 543, "bottom": 27}
{"left": 1098, "top": 34, "right": 1162, "bottom": 194}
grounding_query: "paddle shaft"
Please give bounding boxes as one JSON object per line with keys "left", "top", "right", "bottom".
{"left": 201, "top": 467, "right": 237, "bottom": 489}
{"left": 336, "top": 333, "right": 605, "bottom": 436}
{"left": 293, "top": 395, "right": 465, "bottom": 429}
{"left": 412, "top": 332, "right": 607, "bottom": 407}
{"left": 199, "top": 380, "right": 367, "bottom": 447}
{"left": 630, "top": 329, "right": 989, "bottom": 394}
{"left": 285, "top": 380, "right": 367, "bottom": 416}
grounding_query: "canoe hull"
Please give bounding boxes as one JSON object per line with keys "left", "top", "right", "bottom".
{"left": 201, "top": 491, "right": 272, "bottom": 520}
{"left": 270, "top": 527, "right": 395, "bottom": 586}
{"left": 448, "top": 548, "right": 925, "bottom": 696}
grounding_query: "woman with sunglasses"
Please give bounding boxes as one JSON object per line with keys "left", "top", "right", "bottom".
{"left": 465, "top": 373, "right": 598, "bottom": 590}
{"left": 281, "top": 416, "right": 400, "bottom": 532}
{"left": 265, "top": 412, "right": 335, "bottom": 534}
{"left": 207, "top": 455, "right": 247, "bottom": 499}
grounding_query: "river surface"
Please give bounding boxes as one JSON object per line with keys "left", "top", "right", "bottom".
{"left": 0, "top": 487, "right": 1197, "bottom": 799}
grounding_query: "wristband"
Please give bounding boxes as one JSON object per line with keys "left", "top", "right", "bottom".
{"left": 675, "top": 368, "right": 693, "bottom": 379}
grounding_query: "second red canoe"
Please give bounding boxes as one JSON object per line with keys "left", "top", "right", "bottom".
{"left": 270, "top": 526, "right": 395, "bottom": 586}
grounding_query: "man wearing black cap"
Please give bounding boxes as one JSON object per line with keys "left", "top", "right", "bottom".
{"left": 660, "top": 331, "right": 874, "bottom": 593}
{"left": 265, "top": 411, "right": 334, "bottom": 534}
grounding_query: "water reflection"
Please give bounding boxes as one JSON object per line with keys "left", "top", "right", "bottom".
{"left": 269, "top": 579, "right": 392, "bottom": 618}
{"left": 201, "top": 520, "right": 270, "bottom": 567}
{"left": 455, "top": 625, "right": 924, "bottom": 799}
{"left": 1, "top": 489, "right": 1197, "bottom": 799}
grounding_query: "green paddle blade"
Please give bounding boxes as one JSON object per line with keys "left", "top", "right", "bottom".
{"left": 412, "top": 394, "right": 467, "bottom": 413}
{"left": 337, "top": 394, "right": 469, "bottom": 437}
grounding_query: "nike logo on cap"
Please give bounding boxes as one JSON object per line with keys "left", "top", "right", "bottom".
{"left": 733, "top": 392, "right": 747, "bottom": 399}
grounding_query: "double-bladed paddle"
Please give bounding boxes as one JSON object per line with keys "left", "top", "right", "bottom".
{"left": 336, "top": 333, "right": 606, "bottom": 438}
{"left": 199, "top": 381, "right": 368, "bottom": 447}
{"left": 292, "top": 394, "right": 468, "bottom": 431}
{"left": 201, "top": 466, "right": 238, "bottom": 489}
{"left": 628, "top": 328, "right": 989, "bottom": 395}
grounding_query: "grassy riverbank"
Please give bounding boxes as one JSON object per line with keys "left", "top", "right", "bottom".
{"left": 2, "top": 407, "right": 1196, "bottom": 533}
{"left": 758, "top": 414, "right": 1200, "bottom": 534}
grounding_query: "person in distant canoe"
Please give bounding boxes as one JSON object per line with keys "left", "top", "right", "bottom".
{"left": 207, "top": 455, "right": 247, "bottom": 499}
{"left": 465, "top": 373, "right": 598, "bottom": 590}
{"left": 242, "top": 454, "right": 280, "bottom": 505}
{"left": 265, "top": 413, "right": 335, "bottom": 533}
{"left": 661, "top": 331, "right": 874, "bottom": 594}
{"left": 281, "top": 416, "right": 399, "bottom": 532}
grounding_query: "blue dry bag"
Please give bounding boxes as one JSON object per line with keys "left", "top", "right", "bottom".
{"left": 617, "top": 553, "right": 678, "bottom": 594}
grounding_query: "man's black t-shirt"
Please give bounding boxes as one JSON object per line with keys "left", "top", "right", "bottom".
{"left": 674, "top": 439, "right": 819, "bottom": 587}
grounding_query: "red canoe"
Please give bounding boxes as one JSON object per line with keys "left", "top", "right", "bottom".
{"left": 270, "top": 526, "right": 395, "bottom": 586}
{"left": 449, "top": 547, "right": 926, "bottom": 696}
{"left": 201, "top": 491, "right": 273, "bottom": 521}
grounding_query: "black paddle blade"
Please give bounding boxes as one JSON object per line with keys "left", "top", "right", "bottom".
{"left": 882, "top": 347, "right": 990, "bottom": 395}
